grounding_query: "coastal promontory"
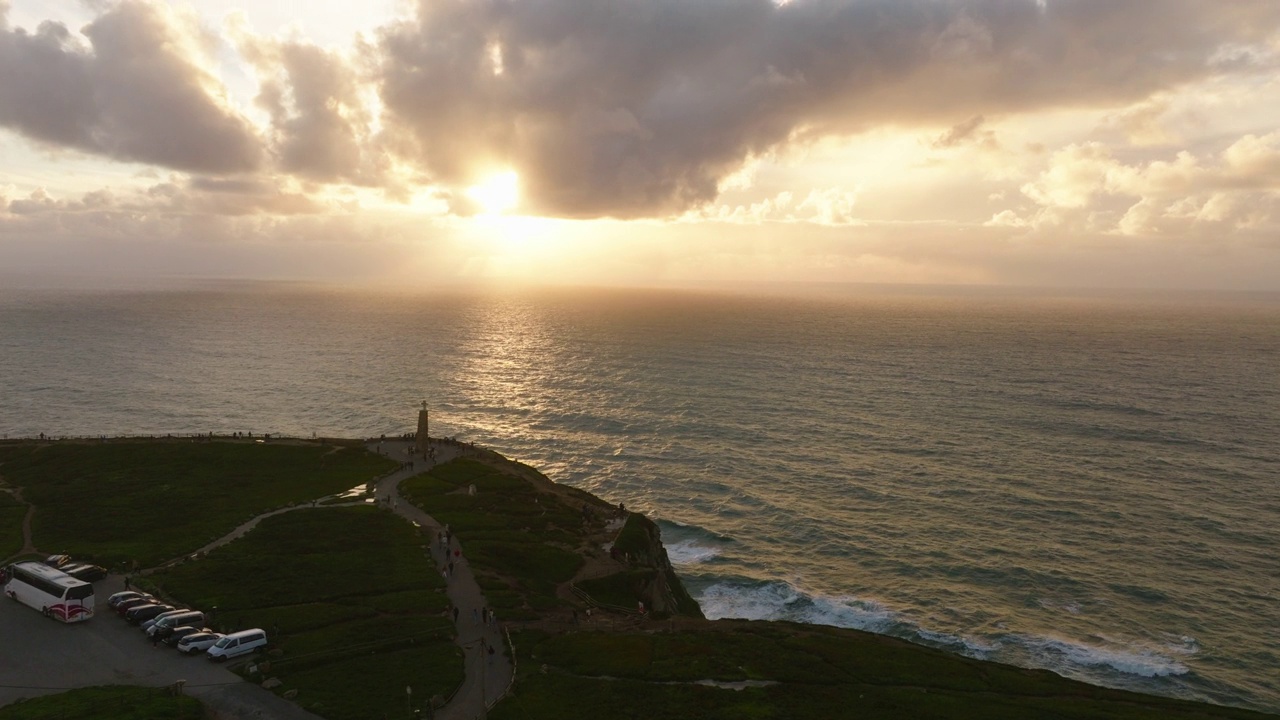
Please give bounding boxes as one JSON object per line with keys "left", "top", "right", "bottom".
{"left": 0, "top": 436, "right": 1272, "bottom": 720}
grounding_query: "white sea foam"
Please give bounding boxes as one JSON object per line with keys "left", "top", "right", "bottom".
{"left": 698, "top": 580, "right": 896, "bottom": 633}
{"left": 699, "top": 580, "right": 1190, "bottom": 679}
{"left": 1037, "top": 597, "right": 1083, "bottom": 615}
{"left": 666, "top": 539, "right": 724, "bottom": 564}
{"left": 915, "top": 628, "right": 1002, "bottom": 659}
{"left": 659, "top": 520, "right": 731, "bottom": 565}
{"left": 1015, "top": 634, "right": 1191, "bottom": 678}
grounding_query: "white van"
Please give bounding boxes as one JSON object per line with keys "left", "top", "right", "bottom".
{"left": 206, "top": 628, "right": 268, "bottom": 662}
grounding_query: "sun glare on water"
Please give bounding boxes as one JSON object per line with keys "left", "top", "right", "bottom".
{"left": 467, "top": 171, "right": 520, "bottom": 215}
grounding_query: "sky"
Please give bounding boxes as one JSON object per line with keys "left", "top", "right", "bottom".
{"left": 1, "top": 0, "right": 1279, "bottom": 290}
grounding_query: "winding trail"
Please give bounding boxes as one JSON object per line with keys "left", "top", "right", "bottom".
{"left": 155, "top": 499, "right": 366, "bottom": 568}
{"left": 0, "top": 484, "right": 39, "bottom": 562}
{"left": 371, "top": 439, "right": 515, "bottom": 720}
{"left": 17, "top": 495, "right": 36, "bottom": 559}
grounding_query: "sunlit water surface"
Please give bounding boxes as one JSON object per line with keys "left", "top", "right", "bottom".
{"left": 1, "top": 283, "right": 1277, "bottom": 712}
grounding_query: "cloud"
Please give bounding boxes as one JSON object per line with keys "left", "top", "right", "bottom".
{"left": 1004, "top": 131, "right": 1280, "bottom": 236}
{"left": 0, "top": 0, "right": 262, "bottom": 173}
{"left": 374, "top": 0, "right": 1280, "bottom": 218}
{"left": 237, "top": 31, "right": 386, "bottom": 185}
{"left": 685, "top": 185, "right": 861, "bottom": 225}
{"left": 933, "top": 115, "right": 994, "bottom": 149}
{"left": 0, "top": 176, "right": 324, "bottom": 223}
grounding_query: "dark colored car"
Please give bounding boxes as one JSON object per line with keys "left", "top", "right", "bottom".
{"left": 126, "top": 603, "right": 175, "bottom": 624}
{"left": 62, "top": 563, "right": 109, "bottom": 583}
{"left": 114, "top": 595, "right": 156, "bottom": 615}
{"left": 163, "top": 626, "right": 206, "bottom": 647}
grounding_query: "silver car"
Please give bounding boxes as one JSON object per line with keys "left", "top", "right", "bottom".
{"left": 177, "top": 632, "right": 224, "bottom": 654}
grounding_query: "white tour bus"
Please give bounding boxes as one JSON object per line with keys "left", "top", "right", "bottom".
{"left": 3, "top": 561, "right": 95, "bottom": 622}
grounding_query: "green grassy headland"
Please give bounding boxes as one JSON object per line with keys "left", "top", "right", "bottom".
{"left": 147, "top": 506, "right": 462, "bottom": 720}
{"left": 1, "top": 439, "right": 1274, "bottom": 720}
{"left": 495, "top": 625, "right": 1274, "bottom": 720}
{"left": 0, "top": 489, "right": 26, "bottom": 561}
{"left": 0, "top": 440, "right": 398, "bottom": 566}
{"left": 400, "top": 457, "right": 589, "bottom": 619}
{"left": 0, "top": 686, "right": 202, "bottom": 720}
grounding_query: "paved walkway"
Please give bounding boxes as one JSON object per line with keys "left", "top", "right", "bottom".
{"left": 372, "top": 440, "right": 515, "bottom": 720}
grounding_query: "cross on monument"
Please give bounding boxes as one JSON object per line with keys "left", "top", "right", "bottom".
{"left": 416, "top": 402, "right": 430, "bottom": 445}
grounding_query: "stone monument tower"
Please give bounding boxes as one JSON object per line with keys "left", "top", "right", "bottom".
{"left": 416, "top": 401, "right": 429, "bottom": 443}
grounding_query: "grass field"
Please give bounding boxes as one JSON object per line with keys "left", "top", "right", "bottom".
{"left": 0, "top": 686, "right": 203, "bottom": 720}
{"left": 400, "top": 458, "right": 585, "bottom": 619}
{"left": 493, "top": 626, "right": 1276, "bottom": 720}
{"left": 148, "top": 505, "right": 462, "bottom": 719}
{"left": 0, "top": 441, "right": 398, "bottom": 566}
{"left": 0, "top": 492, "right": 26, "bottom": 561}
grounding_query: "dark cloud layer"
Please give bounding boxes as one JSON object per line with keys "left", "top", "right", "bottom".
{"left": 2, "top": 0, "right": 1278, "bottom": 220}
{"left": 0, "top": 1, "right": 261, "bottom": 173}
{"left": 377, "top": 0, "right": 1280, "bottom": 217}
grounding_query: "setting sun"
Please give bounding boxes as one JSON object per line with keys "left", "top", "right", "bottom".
{"left": 466, "top": 171, "right": 519, "bottom": 215}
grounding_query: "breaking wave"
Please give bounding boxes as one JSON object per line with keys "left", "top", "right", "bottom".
{"left": 695, "top": 578, "right": 1194, "bottom": 681}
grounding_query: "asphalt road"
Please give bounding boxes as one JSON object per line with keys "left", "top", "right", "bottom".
{"left": 0, "top": 575, "right": 322, "bottom": 719}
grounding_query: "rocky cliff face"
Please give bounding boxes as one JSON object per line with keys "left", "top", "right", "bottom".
{"left": 588, "top": 512, "right": 704, "bottom": 619}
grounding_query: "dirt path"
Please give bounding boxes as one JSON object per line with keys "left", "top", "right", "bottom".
{"left": 0, "top": 484, "right": 39, "bottom": 562}
{"left": 150, "top": 498, "right": 368, "bottom": 570}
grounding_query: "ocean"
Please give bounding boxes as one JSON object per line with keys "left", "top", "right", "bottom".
{"left": 1, "top": 282, "right": 1277, "bottom": 712}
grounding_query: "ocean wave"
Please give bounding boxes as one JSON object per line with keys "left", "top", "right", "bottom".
{"left": 698, "top": 579, "right": 896, "bottom": 633}
{"left": 658, "top": 519, "right": 734, "bottom": 565}
{"left": 1013, "top": 634, "right": 1192, "bottom": 678}
{"left": 695, "top": 578, "right": 1193, "bottom": 679}
{"left": 667, "top": 540, "right": 725, "bottom": 565}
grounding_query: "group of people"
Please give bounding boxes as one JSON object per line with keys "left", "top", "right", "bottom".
{"left": 437, "top": 530, "right": 500, "bottom": 671}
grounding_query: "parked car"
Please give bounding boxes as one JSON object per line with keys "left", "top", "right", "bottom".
{"left": 206, "top": 629, "right": 268, "bottom": 661}
{"left": 148, "top": 611, "right": 205, "bottom": 639}
{"left": 177, "top": 632, "right": 223, "bottom": 655}
{"left": 126, "top": 603, "right": 175, "bottom": 624}
{"left": 163, "top": 626, "right": 206, "bottom": 647}
{"left": 61, "top": 563, "right": 108, "bottom": 583}
{"left": 142, "top": 609, "right": 192, "bottom": 633}
{"left": 44, "top": 554, "right": 72, "bottom": 568}
{"left": 107, "top": 591, "right": 145, "bottom": 609}
{"left": 114, "top": 595, "right": 156, "bottom": 615}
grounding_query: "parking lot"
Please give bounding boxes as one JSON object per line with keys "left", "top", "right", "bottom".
{"left": 1, "top": 575, "right": 321, "bottom": 719}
